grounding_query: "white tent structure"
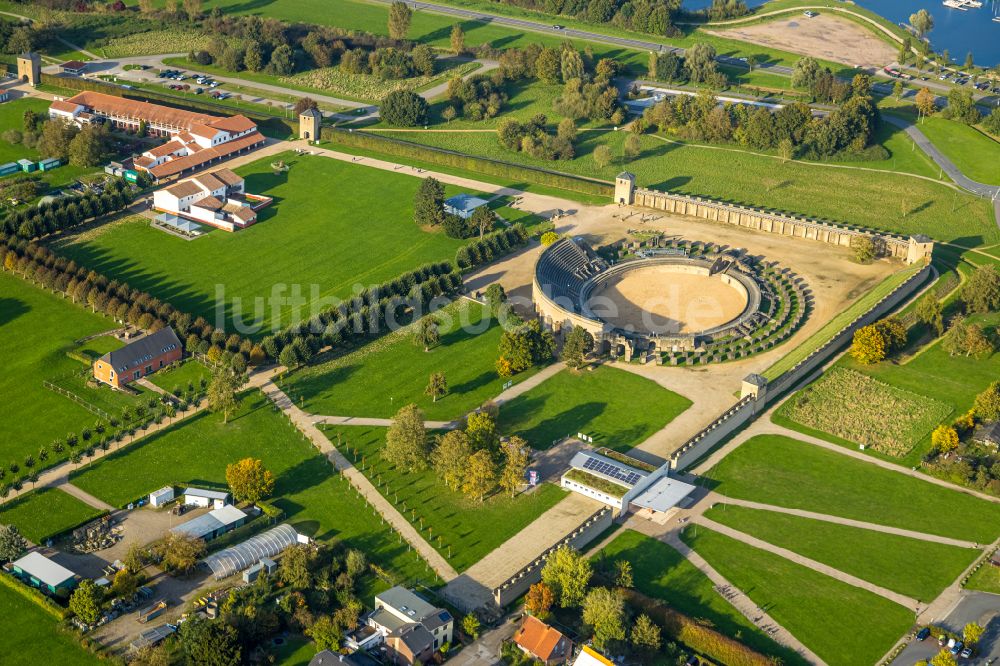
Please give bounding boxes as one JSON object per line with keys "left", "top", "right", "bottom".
{"left": 203, "top": 523, "right": 298, "bottom": 580}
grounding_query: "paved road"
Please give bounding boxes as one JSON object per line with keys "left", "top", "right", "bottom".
{"left": 896, "top": 591, "right": 1000, "bottom": 665}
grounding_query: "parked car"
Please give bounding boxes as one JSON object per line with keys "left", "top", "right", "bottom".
{"left": 951, "top": 640, "right": 964, "bottom": 655}
{"left": 803, "top": 10, "right": 818, "bottom": 17}
{"left": 194, "top": 87, "right": 204, "bottom": 94}
{"left": 961, "top": 647, "right": 973, "bottom": 658}
{"left": 552, "top": 24, "right": 564, "bottom": 29}
{"left": 916, "top": 628, "right": 930, "bottom": 641}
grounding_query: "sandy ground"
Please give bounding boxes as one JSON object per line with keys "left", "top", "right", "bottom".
{"left": 710, "top": 14, "right": 897, "bottom": 68}
{"left": 591, "top": 268, "right": 748, "bottom": 335}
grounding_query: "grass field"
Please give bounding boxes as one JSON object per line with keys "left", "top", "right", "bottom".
{"left": 965, "top": 558, "right": 1000, "bottom": 594}
{"left": 287, "top": 300, "right": 541, "bottom": 421}
{"left": 148, "top": 359, "right": 212, "bottom": 396}
{"left": 681, "top": 525, "right": 914, "bottom": 666}
{"left": 762, "top": 262, "right": 926, "bottom": 380}
{"left": 0, "top": 488, "right": 104, "bottom": 544}
{"left": 919, "top": 117, "right": 1000, "bottom": 186}
{"left": 704, "top": 504, "right": 979, "bottom": 602}
{"left": 374, "top": 130, "right": 997, "bottom": 245}
{"left": 323, "top": 425, "right": 567, "bottom": 572}
{"left": 54, "top": 152, "right": 471, "bottom": 335}
{"left": 0, "top": 270, "right": 121, "bottom": 467}
{"left": 0, "top": 98, "right": 95, "bottom": 191}
{"left": 705, "top": 434, "right": 1000, "bottom": 542}
{"left": 0, "top": 583, "right": 104, "bottom": 666}
{"left": 497, "top": 365, "right": 691, "bottom": 452}
{"left": 778, "top": 368, "right": 950, "bottom": 456}
{"left": 68, "top": 391, "right": 433, "bottom": 595}
{"left": 596, "top": 529, "right": 806, "bottom": 665}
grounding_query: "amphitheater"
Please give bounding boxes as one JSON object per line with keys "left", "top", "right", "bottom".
{"left": 533, "top": 236, "right": 809, "bottom": 363}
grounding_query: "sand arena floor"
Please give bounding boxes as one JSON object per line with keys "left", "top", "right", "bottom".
{"left": 587, "top": 267, "right": 748, "bottom": 335}
{"left": 710, "top": 14, "right": 897, "bottom": 69}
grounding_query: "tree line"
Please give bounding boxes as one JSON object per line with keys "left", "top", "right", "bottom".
{"left": 1, "top": 177, "right": 137, "bottom": 240}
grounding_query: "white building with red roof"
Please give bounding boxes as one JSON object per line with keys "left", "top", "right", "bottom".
{"left": 152, "top": 168, "right": 269, "bottom": 232}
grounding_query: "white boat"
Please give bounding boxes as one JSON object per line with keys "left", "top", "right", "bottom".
{"left": 943, "top": 0, "right": 969, "bottom": 10}
{"left": 994, "top": 15, "right": 1000, "bottom": 20}
{"left": 964, "top": 0, "right": 983, "bottom": 6}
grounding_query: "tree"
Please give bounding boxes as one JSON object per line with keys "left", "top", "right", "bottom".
{"left": 123, "top": 542, "right": 145, "bottom": 575}
{"left": 583, "top": 587, "right": 626, "bottom": 650}
{"left": 7, "top": 27, "right": 34, "bottom": 56}
{"left": 623, "top": 133, "right": 641, "bottom": 160}
{"left": 973, "top": 382, "right": 1000, "bottom": 421}
{"left": 382, "top": 90, "right": 428, "bottom": 126}
{"left": 432, "top": 430, "right": 472, "bottom": 491}
{"left": 179, "top": 615, "right": 241, "bottom": 666}
{"left": 930, "top": 651, "right": 958, "bottom": 666}
{"left": 385, "top": 403, "right": 429, "bottom": 470}
{"left": 425, "top": 372, "right": 448, "bottom": 402}
{"left": 561, "top": 326, "right": 594, "bottom": 369}
{"left": 614, "top": 559, "right": 633, "bottom": 588}
{"left": 462, "top": 613, "right": 481, "bottom": 639}
{"left": 414, "top": 176, "right": 445, "bottom": 227}
{"left": 932, "top": 424, "right": 959, "bottom": 453}
{"left": 851, "top": 235, "right": 875, "bottom": 263}
{"left": 442, "top": 106, "right": 457, "bottom": 124}
{"left": 37, "top": 120, "right": 76, "bottom": 162}
{"left": 916, "top": 296, "right": 945, "bottom": 336}
{"left": 244, "top": 40, "right": 265, "bottom": 72}
{"left": 279, "top": 543, "right": 314, "bottom": 588}
{"left": 892, "top": 80, "right": 904, "bottom": 100}
{"left": 962, "top": 266, "right": 1000, "bottom": 313}
{"left": 465, "top": 411, "right": 499, "bottom": 452}
{"left": 526, "top": 581, "right": 554, "bottom": 619}
{"left": 159, "top": 532, "right": 206, "bottom": 574}
{"left": 631, "top": 613, "right": 662, "bottom": 652}
{"left": 0, "top": 524, "right": 26, "bottom": 563}
{"left": 898, "top": 36, "right": 912, "bottom": 64}
{"left": 68, "top": 125, "right": 107, "bottom": 167}
{"left": 293, "top": 97, "right": 319, "bottom": 116}
{"left": 685, "top": 42, "right": 718, "bottom": 84}
{"left": 111, "top": 568, "right": 139, "bottom": 600}
{"left": 535, "top": 48, "right": 561, "bottom": 84}
{"left": 964, "top": 622, "right": 984, "bottom": 644}
{"left": 450, "top": 24, "right": 465, "bottom": 55}
{"left": 69, "top": 580, "right": 103, "bottom": 625}
{"left": 462, "top": 449, "right": 496, "bottom": 501}
{"left": 207, "top": 366, "right": 244, "bottom": 423}
{"left": 414, "top": 314, "right": 441, "bottom": 351}
{"left": 470, "top": 205, "right": 496, "bottom": 238}
{"left": 944, "top": 318, "right": 994, "bottom": 357}
{"left": 268, "top": 44, "right": 295, "bottom": 75}
{"left": 541, "top": 544, "right": 592, "bottom": 608}
{"left": 791, "top": 56, "right": 821, "bottom": 89}
{"left": 540, "top": 231, "right": 560, "bottom": 246}
{"left": 226, "top": 457, "right": 275, "bottom": 504}
{"left": 388, "top": 1, "right": 413, "bottom": 40}
{"left": 850, "top": 324, "right": 887, "bottom": 365}
{"left": 183, "top": 0, "right": 202, "bottom": 16}
{"left": 916, "top": 87, "right": 937, "bottom": 116}
{"left": 909, "top": 9, "right": 934, "bottom": 38}
{"left": 499, "top": 436, "right": 529, "bottom": 497}
{"left": 484, "top": 283, "right": 507, "bottom": 316}
{"left": 306, "top": 615, "right": 343, "bottom": 651}
{"left": 411, "top": 44, "right": 435, "bottom": 77}
{"left": 593, "top": 144, "right": 612, "bottom": 169}
{"left": 561, "top": 48, "right": 585, "bottom": 83}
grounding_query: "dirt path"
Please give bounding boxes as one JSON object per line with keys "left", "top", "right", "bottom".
{"left": 51, "top": 478, "right": 115, "bottom": 512}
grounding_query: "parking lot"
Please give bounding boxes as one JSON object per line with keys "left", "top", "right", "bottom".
{"left": 897, "top": 592, "right": 1000, "bottom": 664}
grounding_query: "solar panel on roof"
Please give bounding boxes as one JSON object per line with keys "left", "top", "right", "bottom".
{"left": 581, "top": 456, "right": 641, "bottom": 485}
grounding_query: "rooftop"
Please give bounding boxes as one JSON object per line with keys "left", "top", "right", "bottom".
{"left": 171, "top": 505, "right": 246, "bottom": 540}
{"left": 12, "top": 551, "right": 77, "bottom": 587}
{"left": 569, "top": 450, "right": 649, "bottom": 489}
{"left": 444, "top": 193, "right": 490, "bottom": 214}
{"left": 513, "top": 616, "right": 572, "bottom": 662}
{"left": 184, "top": 488, "right": 230, "bottom": 500}
{"left": 98, "top": 327, "right": 182, "bottom": 374}
{"left": 147, "top": 130, "right": 264, "bottom": 179}
{"left": 61, "top": 60, "right": 86, "bottom": 70}
{"left": 376, "top": 586, "right": 440, "bottom": 623}
{"left": 64, "top": 91, "right": 218, "bottom": 130}
{"left": 629, "top": 474, "right": 697, "bottom": 513}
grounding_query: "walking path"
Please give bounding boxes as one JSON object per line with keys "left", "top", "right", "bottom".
{"left": 258, "top": 378, "right": 460, "bottom": 582}
{"left": 51, "top": 477, "right": 115, "bottom": 512}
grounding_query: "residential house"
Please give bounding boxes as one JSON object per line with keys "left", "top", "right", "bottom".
{"left": 513, "top": 616, "right": 573, "bottom": 665}
{"left": 309, "top": 650, "right": 381, "bottom": 666}
{"left": 973, "top": 421, "right": 1000, "bottom": 448}
{"left": 367, "top": 586, "right": 454, "bottom": 665}
{"left": 92, "top": 327, "right": 182, "bottom": 389}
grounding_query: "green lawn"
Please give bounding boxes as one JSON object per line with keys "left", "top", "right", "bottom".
{"left": 53, "top": 152, "right": 472, "bottom": 335}
{"left": 0, "top": 270, "right": 120, "bottom": 467}
{"left": 919, "top": 117, "right": 1000, "bottom": 186}
{"left": 0, "top": 583, "right": 104, "bottom": 666}
{"left": 148, "top": 359, "right": 212, "bottom": 396}
{"left": 964, "top": 558, "right": 1000, "bottom": 594}
{"left": 681, "top": 525, "right": 914, "bottom": 666}
{"left": 596, "top": 529, "right": 806, "bottom": 665}
{"left": 373, "top": 130, "right": 997, "bottom": 245}
{"left": 762, "top": 262, "right": 926, "bottom": 380}
{"left": 68, "top": 391, "right": 433, "bottom": 597}
{"left": 705, "top": 434, "right": 1000, "bottom": 542}
{"left": 497, "top": 365, "right": 691, "bottom": 451}
{"left": 0, "top": 487, "right": 104, "bottom": 544}
{"left": 704, "top": 504, "right": 979, "bottom": 602}
{"left": 323, "top": 425, "right": 568, "bottom": 572}
{"left": 0, "top": 98, "right": 95, "bottom": 190}
{"left": 287, "top": 300, "right": 541, "bottom": 421}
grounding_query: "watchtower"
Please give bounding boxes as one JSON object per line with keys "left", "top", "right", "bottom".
{"left": 614, "top": 171, "right": 635, "bottom": 206}
{"left": 906, "top": 234, "right": 934, "bottom": 265}
{"left": 16, "top": 52, "right": 41, "bottom": 87}
{"left": 298, "top": 107, "right": 321, "bottom": 141}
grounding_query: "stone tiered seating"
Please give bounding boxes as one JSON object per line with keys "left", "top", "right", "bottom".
{"left": 537, "top": 239, "right": 608, "bottom": 305}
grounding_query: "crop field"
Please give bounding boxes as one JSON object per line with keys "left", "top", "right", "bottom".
{"left": 287, "top": 300, "right": 542, "bottom": 421}
{"left": 682, "top": 525, "right": 914, "bottom": 666}
{"left": 53, "top": 152, "right": 472, "bottom": 335}
{"left": 97, "top": 29, "right": 214, "bottom": 57}
{"left": 0, "top": 583, "right": 104, "bottom": 666}
{"left": 284, "top": 60, "right": 479, "bottom": 103}
{"left": 704, "top": 504, "right": 979, "bottom": 602}
{"left": 596, "top": 529, "right": 805, "bottom": 665}
{"left": 372, "top": 130, "right": 998, "bottom": 245}
{"left": 778, "top": 368, "right": 950, "bottom": 456}
{"left": 0, "top": 488, "right": 103, "bottom": 545}
{"left": 497, "top": 366, "right": 691, "bottom": 452}
{"left": 323, "top": 425, "right": 568, "bottom": 572}
{"left": 0, "top": 270, "right": 121, "bottom": 467}
{"left": 705, "top": 434, "right": 1000, "bottom": 543}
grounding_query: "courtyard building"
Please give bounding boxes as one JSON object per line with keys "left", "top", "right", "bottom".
{"left": 152, "top": 168, "right": 268, "bottom": 232}
{"left": 92, "top": 327, "right": 182, "bottom": 389}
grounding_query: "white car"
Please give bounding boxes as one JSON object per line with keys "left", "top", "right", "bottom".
{"left": 803, "top": 10, "right": 818, "bottom": 17}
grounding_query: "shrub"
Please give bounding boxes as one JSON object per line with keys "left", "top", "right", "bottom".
{"left": 381, "top": 90, "right": 428, "bottom": 127}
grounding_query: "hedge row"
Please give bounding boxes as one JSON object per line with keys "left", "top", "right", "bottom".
{"left": 324, "top": 128, "right": 614, "bottom": 199}
{"left": 0, "top": 572, "right": 72, "bottom": 620}
{"left": 263, "top": 261, "right": 462, "bottom": 362}
{"left": 1, "top": 179, "right": 137, "bottom": 240}
{"left": 0, "top": 238, "right": 257, "bottom": 366}
{"left": 456, "top": 223, "right": 528, "bottom": 271}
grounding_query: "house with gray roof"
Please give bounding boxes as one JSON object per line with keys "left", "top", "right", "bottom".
{"left": 93, "top": 327, "right": 182, "bottom": 389}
